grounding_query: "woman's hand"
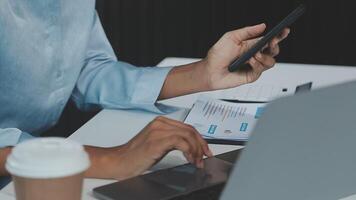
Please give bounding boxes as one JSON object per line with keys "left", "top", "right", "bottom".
{"left": 84, "top": 116, "right": 212, "bottom": 180}
{"left": 201, "top": 23, "right": 290, "bottom": 90}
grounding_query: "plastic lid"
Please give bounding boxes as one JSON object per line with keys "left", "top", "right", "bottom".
{"left": 6, "top": 138, "right": 90, "bottom": 179}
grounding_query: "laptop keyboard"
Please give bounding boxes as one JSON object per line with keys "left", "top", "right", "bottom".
{"left": 170, "top": 183, "right": 225, "bottom": 200}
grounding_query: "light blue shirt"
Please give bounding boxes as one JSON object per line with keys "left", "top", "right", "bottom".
{"left": 0, "top": 1, "right": 174, "bottom": 148}
{"left": 0, "top": 0, "right": 175, "bottom": 188}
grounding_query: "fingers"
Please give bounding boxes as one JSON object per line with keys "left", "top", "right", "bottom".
{"left": 226, "top": 23, "right": 266, "bottom": 44}
{"left": 249, "top": 57, "right": 264, "bottom": 75}
{"left": 175, "top": 131, "right": 204, "bottom": 168}
{"left": 278, "top": 28, "right": 290, "bottom": 41}
{"left": 166, "top": 128, "right": 203, "bottom": 165}
{"left": 264, "top": 38, "right": 281, "bottom": 57}
{"left": 162, "top": 136, "right": 191, "bottom": 161}
{"left": 157, "top": 131, "right": 204, "bottom": 168}
{"left": 161, "top": 136, "right": 204, "bottom": 168}
{"left": 245, "top": 54, "right": 275, "bottom": 83}
{"left": 254, "top": 52, "right": 276, "bottom": 69}
{"left": 252, "top": 28, "right": 289, "bottom": 73}
{"left": 157, "top": 117, "right": 213, "bottom": 157}
{"left": 156, "top": 117, "right": 211, "bottom": 167}
{"left": 147, "top": 117, "right": 210, "bottom": 168}
{"left": 239, "top": 37, "right": 262, "bottom": 54}
{"left": 263, "top": 28, "right": 290, "bottom": 56}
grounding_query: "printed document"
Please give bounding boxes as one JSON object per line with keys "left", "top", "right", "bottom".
{"left": 184, "top": 96, "right": 266, "bottom": 141}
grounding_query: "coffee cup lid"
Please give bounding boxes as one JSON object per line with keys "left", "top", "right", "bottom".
{"left": 6, "top": 138, "right": 90, "bottom": 179}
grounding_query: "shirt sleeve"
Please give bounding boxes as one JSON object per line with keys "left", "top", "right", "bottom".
{"left": 0, "top": 128, "right": 35, "bottom": 148}
{"left": 71, "top": 12, "right": 175, "bottom": 114}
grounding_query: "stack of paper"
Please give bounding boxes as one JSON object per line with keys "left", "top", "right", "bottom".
{"left": 184, "top": 96, "right": 266, "bottom": 141}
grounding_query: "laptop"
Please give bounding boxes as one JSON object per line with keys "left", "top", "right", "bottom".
{"left": 94, "top": 80, "right": 356, "bottom": 200}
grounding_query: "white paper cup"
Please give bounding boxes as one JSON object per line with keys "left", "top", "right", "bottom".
{"left": 6, "top": 138, "right": 90, "bottom": 200}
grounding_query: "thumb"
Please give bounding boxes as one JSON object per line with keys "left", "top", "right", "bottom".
{"left": 229, "top": 23, "right": 266, "bottom": 43}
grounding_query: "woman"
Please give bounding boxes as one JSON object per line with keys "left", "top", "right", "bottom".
{"left": 0, "top": 0, "right": 289, "bottom": 188}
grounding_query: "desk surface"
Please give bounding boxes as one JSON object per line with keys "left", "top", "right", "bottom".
{"left": 2, "top": 58, "right": 356, "bottom": 199}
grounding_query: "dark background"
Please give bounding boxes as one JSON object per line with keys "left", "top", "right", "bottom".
{"left": 96, "top": 0, "right": 356, "bottom": 66}
{"left": 47, "top": 0, "right": 356, "bottom": 137}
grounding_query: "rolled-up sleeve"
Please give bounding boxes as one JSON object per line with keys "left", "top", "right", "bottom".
{"left": 0, "top": 128, "right": 34, "bottom": 148}
{"left": 71, "top": 12, "right": 174, "bottom": 113}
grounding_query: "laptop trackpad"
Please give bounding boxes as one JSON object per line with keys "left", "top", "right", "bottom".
{"left": 144, "top": 157, "right": 232, "bottom": 193}
{"left": 93, "top": 157, "right": 232, "bottom": 200}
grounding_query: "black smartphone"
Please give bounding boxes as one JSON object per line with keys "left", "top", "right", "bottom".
{"left": 228, "top": 4, "right": 306, "bottom": 72}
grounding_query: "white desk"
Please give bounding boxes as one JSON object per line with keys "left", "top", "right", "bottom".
{"left": 0, "top": 192, "right": 13, "bottom": 200}
{"left": 2, "top": 58, "right": 356, "bottom": 199}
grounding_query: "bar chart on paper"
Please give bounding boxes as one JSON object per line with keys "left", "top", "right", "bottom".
{"left": 184, "top": 96, "right": 266, "bottom": 141}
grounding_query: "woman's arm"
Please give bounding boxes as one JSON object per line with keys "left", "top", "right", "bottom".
{"left": 159, "top": 24, "right": 290, "bottom": 100}
{"left": 84, "top": 116, "right": 212, "bottom": 180}
{"left": 0, "top": 115, "right": 210, "bottom": 181}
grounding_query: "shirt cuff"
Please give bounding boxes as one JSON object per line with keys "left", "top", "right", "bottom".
{"left": 131, "top": 66, "right": 178, "bottom": 114}
{"left": 0, "top": 128, "right": 35, "bottom": 148}
{"left": 18, "top": 132, "right": 35, "bottom": 144}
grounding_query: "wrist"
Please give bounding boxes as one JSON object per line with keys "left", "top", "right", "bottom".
{"left": 191, "top": 59, "right": 213, "bottom": 92}
{"left": 84, "top": 145, "right": 127, "bottom": 179}
{"left": 159, "top": 60, "right": 212, "bottom": 99}
{"left": 0, "top": 147, "right": 12, "bottom": 176}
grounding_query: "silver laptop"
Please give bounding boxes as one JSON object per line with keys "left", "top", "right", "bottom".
{"left": 221, "top": 80, "right": 356, "bottom": 200}
{"left": 94, "top": 80, "right": 356, "bottom": 200}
